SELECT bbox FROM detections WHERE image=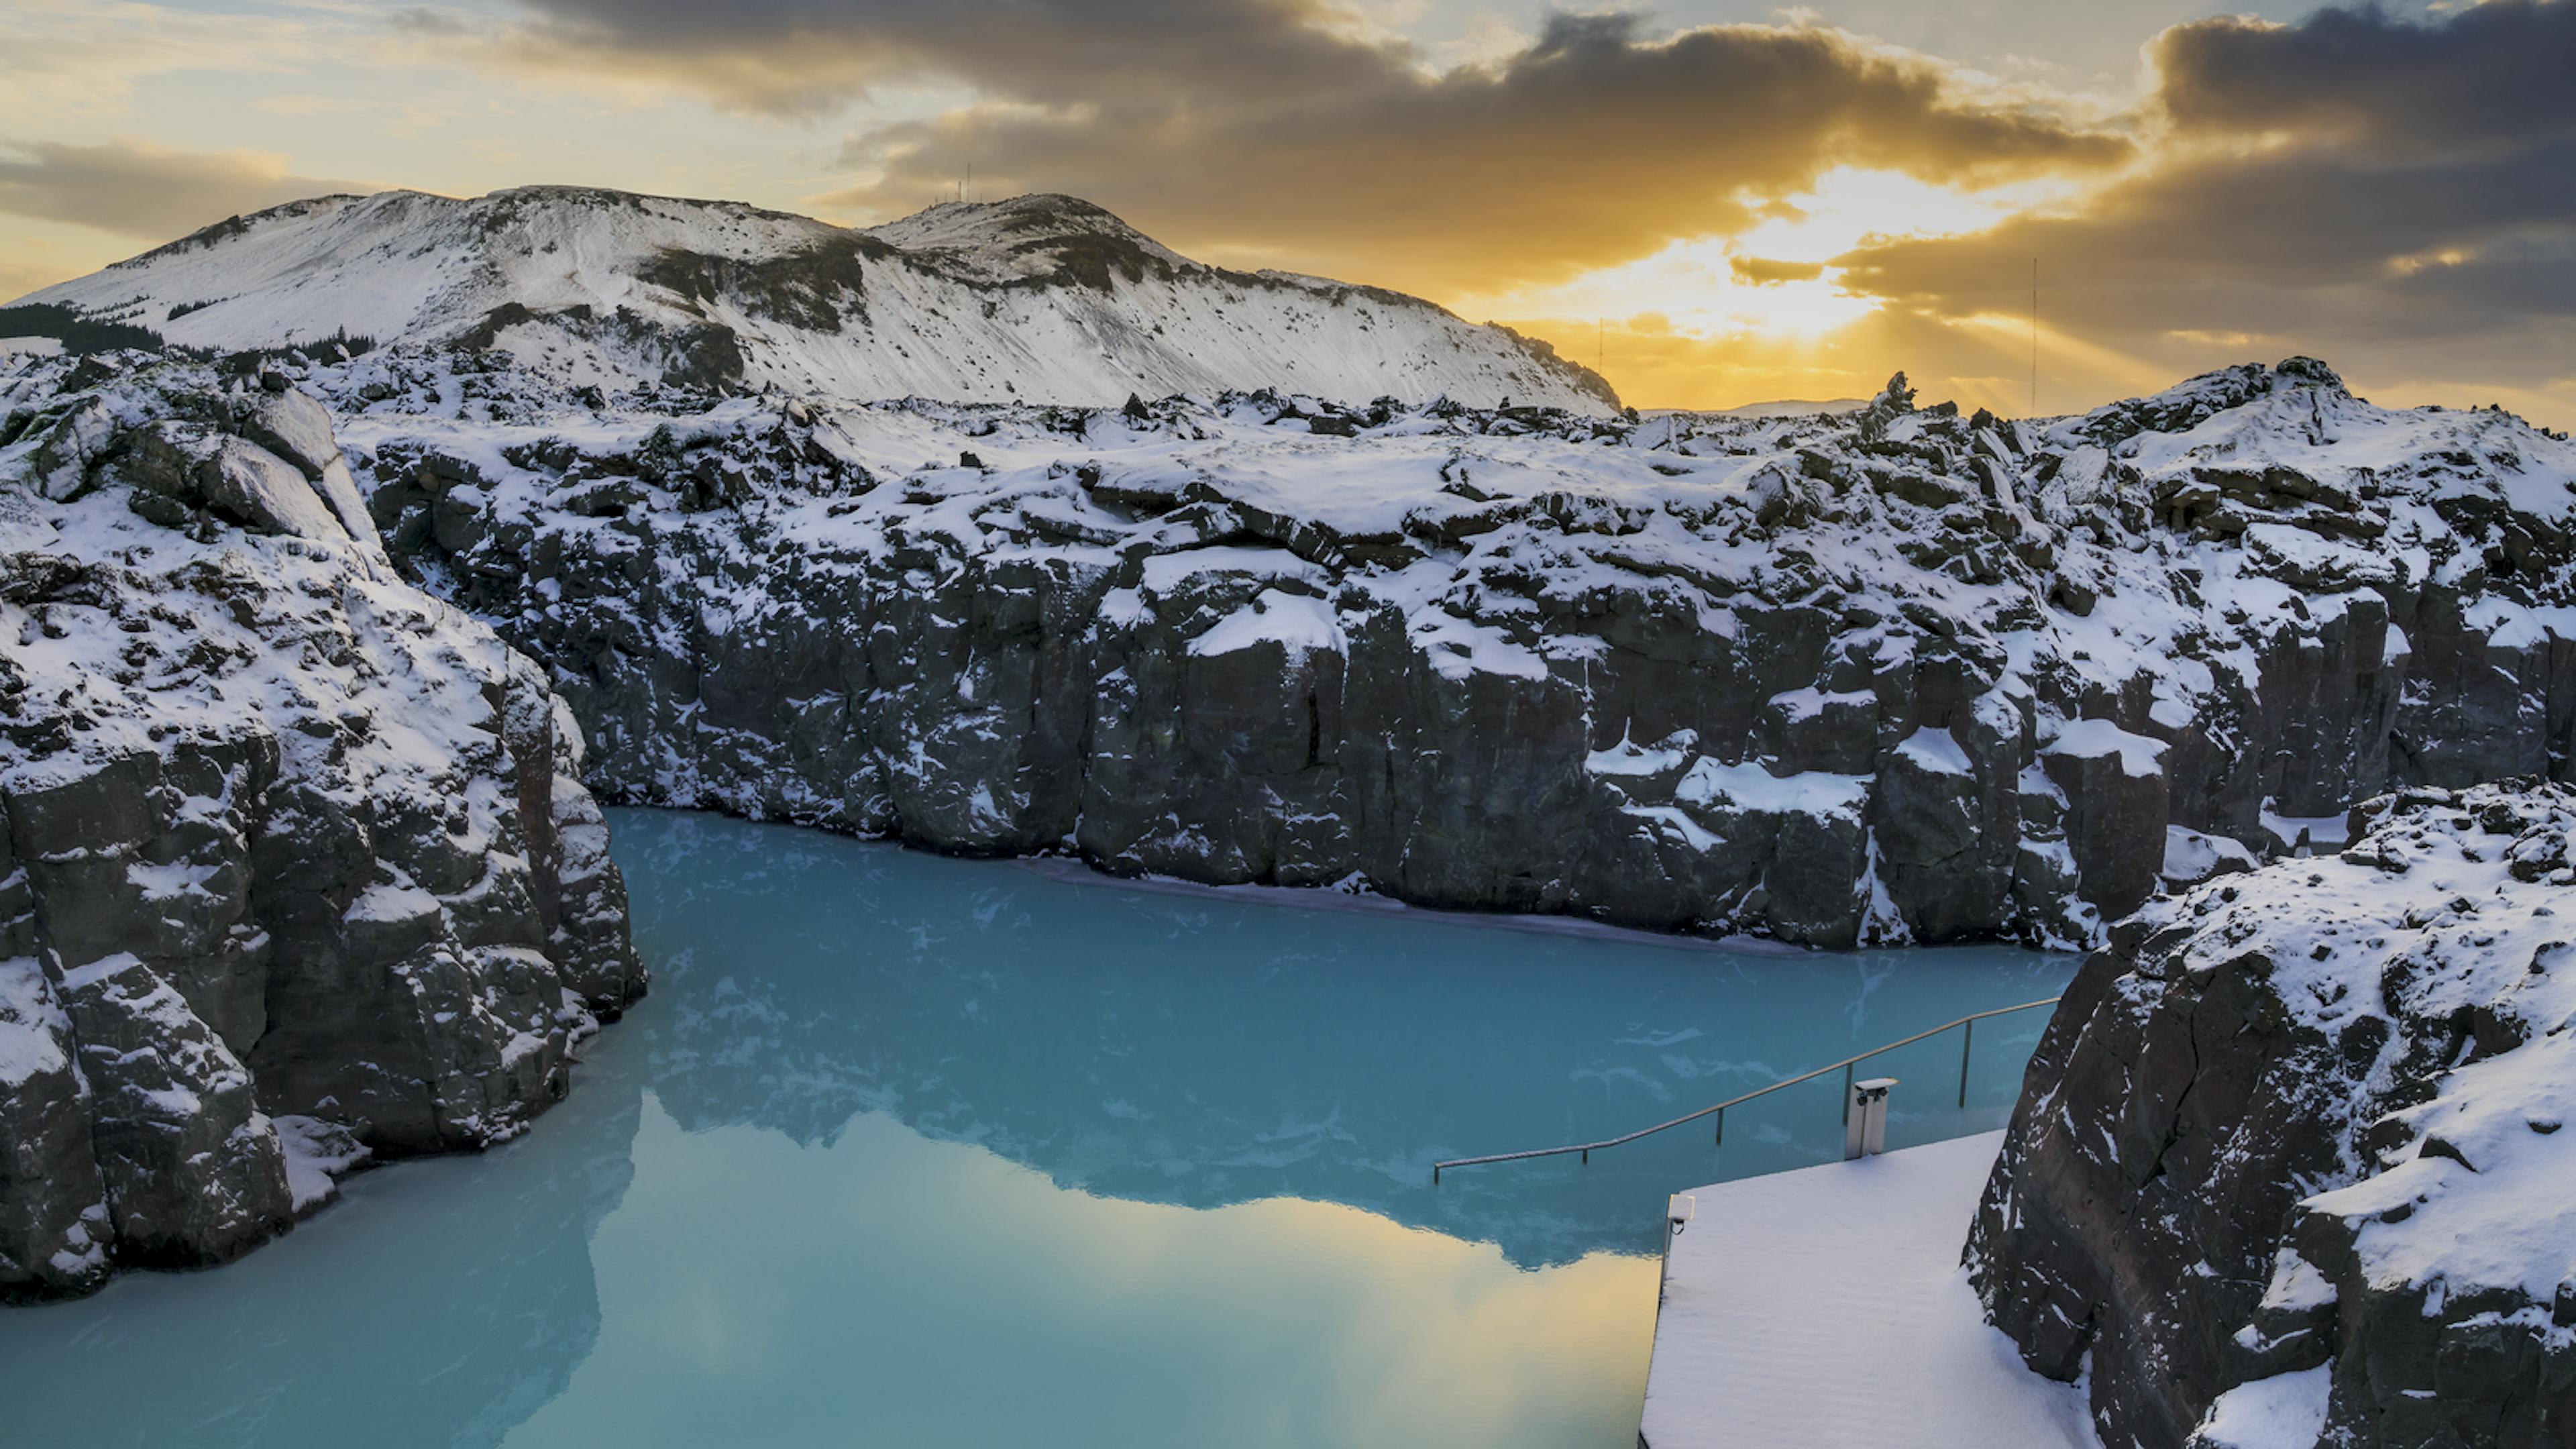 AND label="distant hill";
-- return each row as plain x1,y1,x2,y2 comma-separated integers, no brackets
1709,397,1869,419
3,187,1618,412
